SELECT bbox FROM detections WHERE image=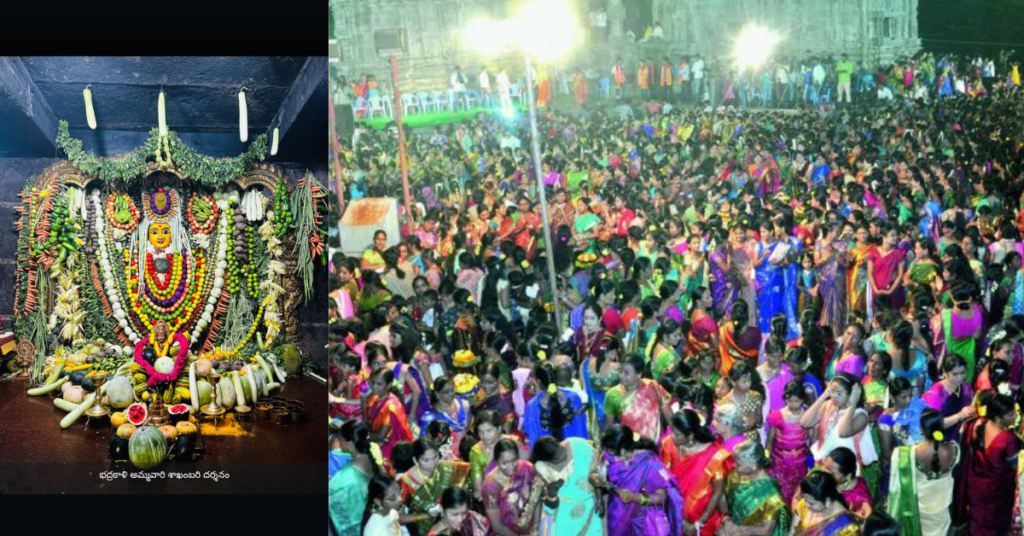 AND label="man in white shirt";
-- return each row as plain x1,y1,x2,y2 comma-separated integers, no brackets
496,68,513,115
652,22,664,40
691,55,705,104
876,84,894,102
811,60,826,104
478,67,492,107
775,62,790,107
